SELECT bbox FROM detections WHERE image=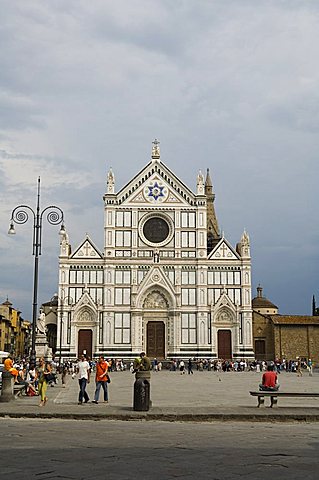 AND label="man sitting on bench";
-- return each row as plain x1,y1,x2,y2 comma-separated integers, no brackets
259,363,279,391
